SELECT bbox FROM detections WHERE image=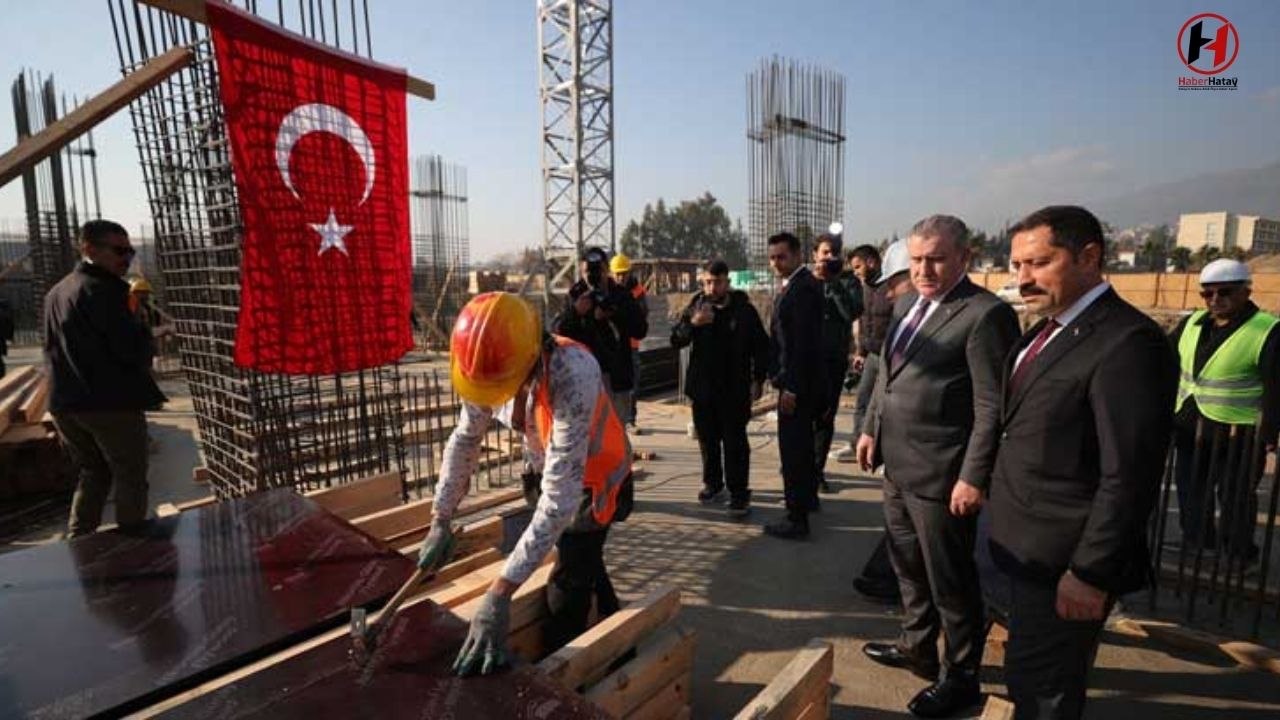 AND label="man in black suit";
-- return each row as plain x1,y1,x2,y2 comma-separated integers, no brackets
856,215,1020,718
765,231,826,539
989,205,1177,719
